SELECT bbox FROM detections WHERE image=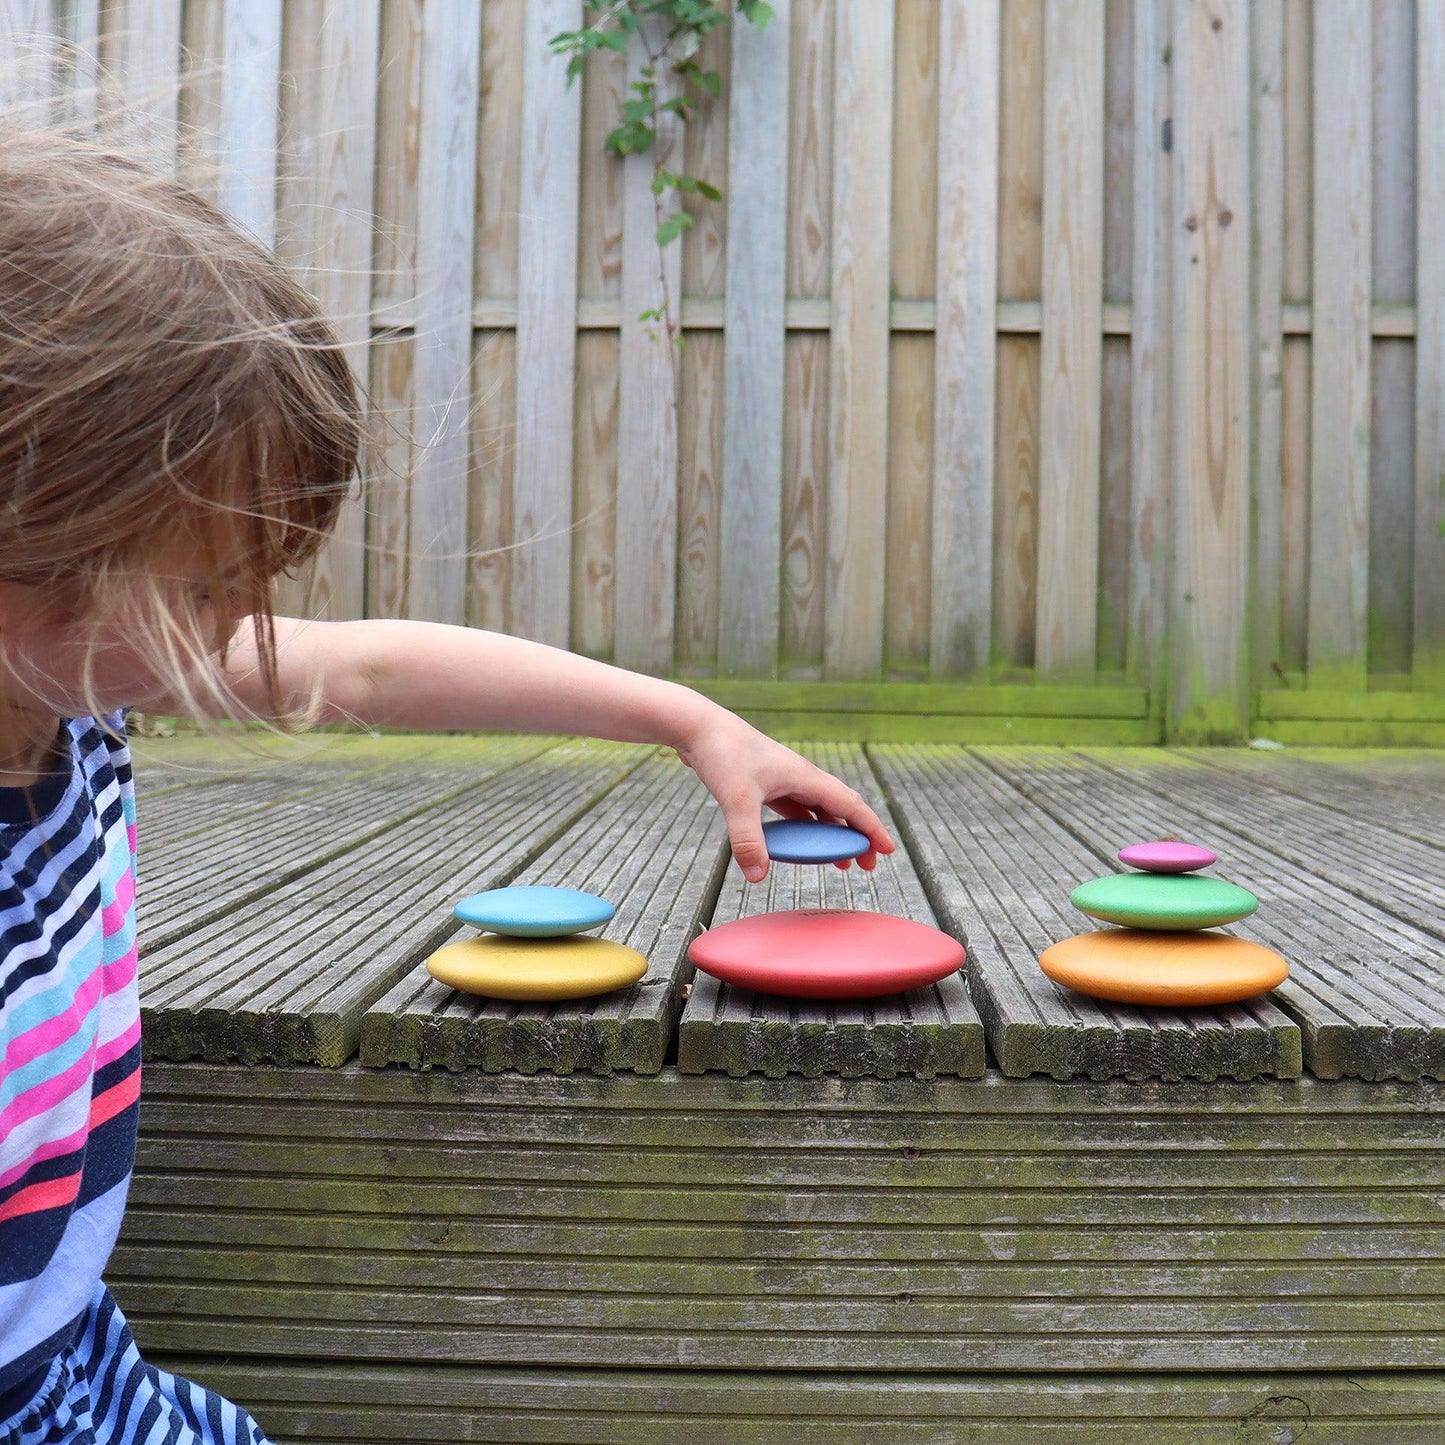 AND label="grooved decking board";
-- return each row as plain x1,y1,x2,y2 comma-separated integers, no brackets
138,740,647,1066
140,1361,1445,1444
980,748,1445,1081
1186,748,1445,851
1077,749,1445,938
676,744,984,1080
868,746,1299,1082
114,1064,1445,1374
137,739,558,950
359,753,729,1075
